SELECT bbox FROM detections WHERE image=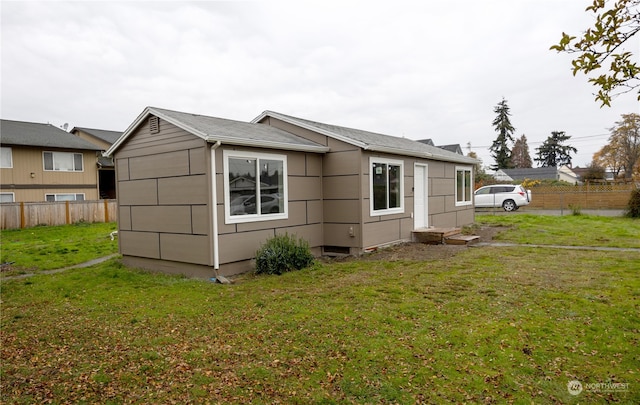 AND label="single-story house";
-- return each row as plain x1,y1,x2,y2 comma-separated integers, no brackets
106,107,479,278
487,169,513,182
1,119,103,203
571,166,618,182
503,166,580,184
71,126,123,199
